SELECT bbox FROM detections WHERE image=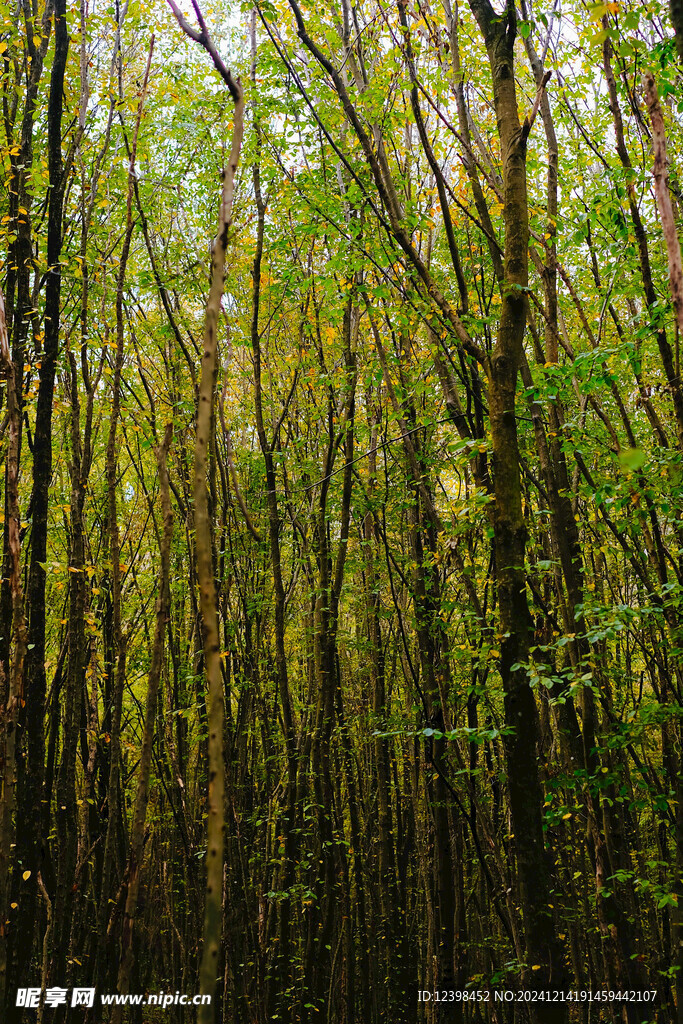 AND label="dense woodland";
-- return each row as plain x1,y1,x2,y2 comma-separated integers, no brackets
0,0,682,1020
